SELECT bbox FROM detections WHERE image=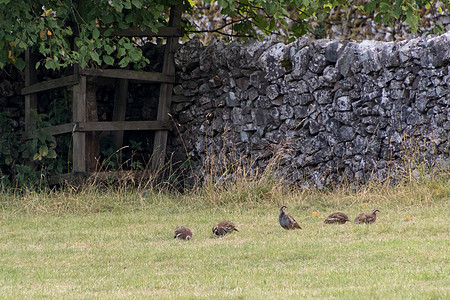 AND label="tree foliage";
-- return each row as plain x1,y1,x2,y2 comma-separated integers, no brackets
0,0,179,70
0,0,448,71
197,0,449,40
